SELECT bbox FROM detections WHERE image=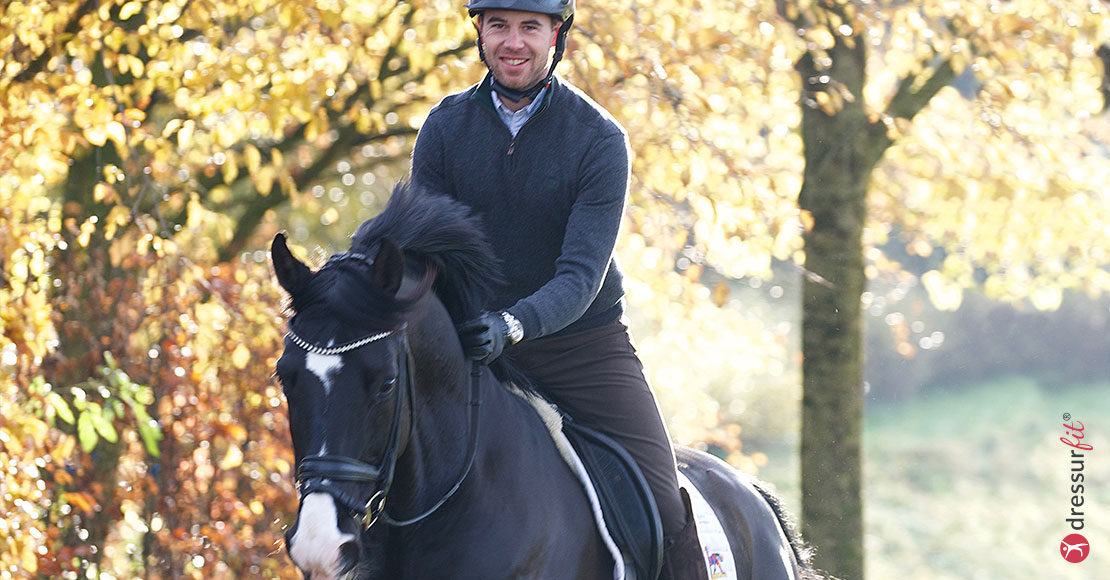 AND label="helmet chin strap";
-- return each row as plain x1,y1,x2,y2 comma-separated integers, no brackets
479,14,573,104
490,73,549,104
